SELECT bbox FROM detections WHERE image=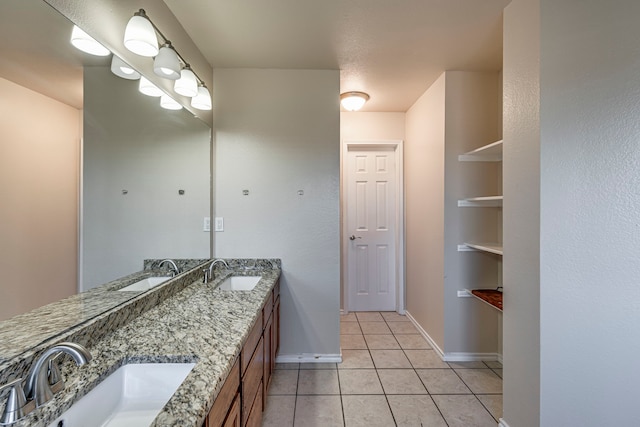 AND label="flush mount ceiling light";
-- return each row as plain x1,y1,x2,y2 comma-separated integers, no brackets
153,42,181,80
191,85,212,111
340,91,370,111
160,94,183,110
139,76,163,97
124,9,158,57
174,65,198,97
111,55,141,80
70,25,110,56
